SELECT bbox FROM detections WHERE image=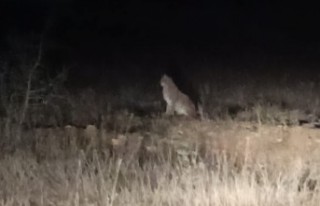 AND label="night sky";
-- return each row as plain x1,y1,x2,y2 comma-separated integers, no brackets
1,0,320,84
